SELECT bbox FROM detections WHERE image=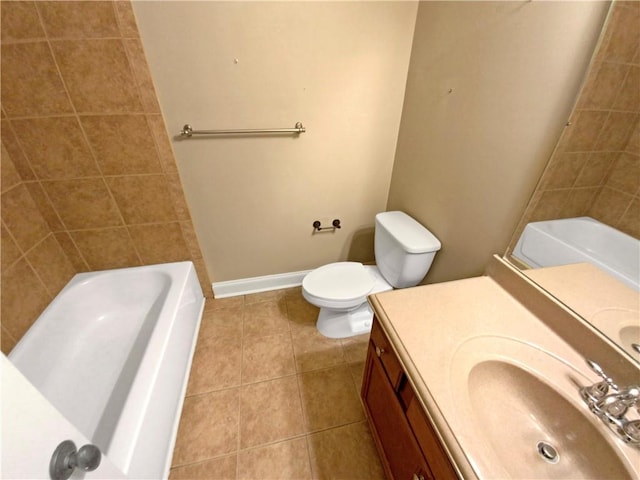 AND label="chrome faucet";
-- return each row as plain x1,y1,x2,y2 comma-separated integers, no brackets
580,359,640,447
